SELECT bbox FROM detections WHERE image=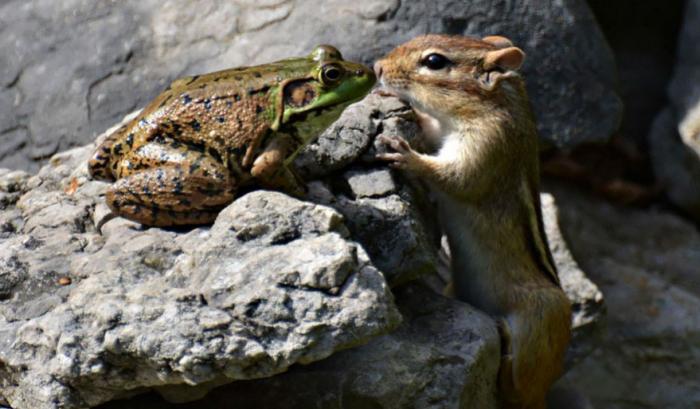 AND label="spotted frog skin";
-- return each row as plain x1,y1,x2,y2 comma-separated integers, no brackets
89,45,375,227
